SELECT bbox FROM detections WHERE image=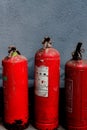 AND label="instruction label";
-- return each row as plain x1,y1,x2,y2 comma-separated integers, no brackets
35,66,48,97
66,79,73,113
